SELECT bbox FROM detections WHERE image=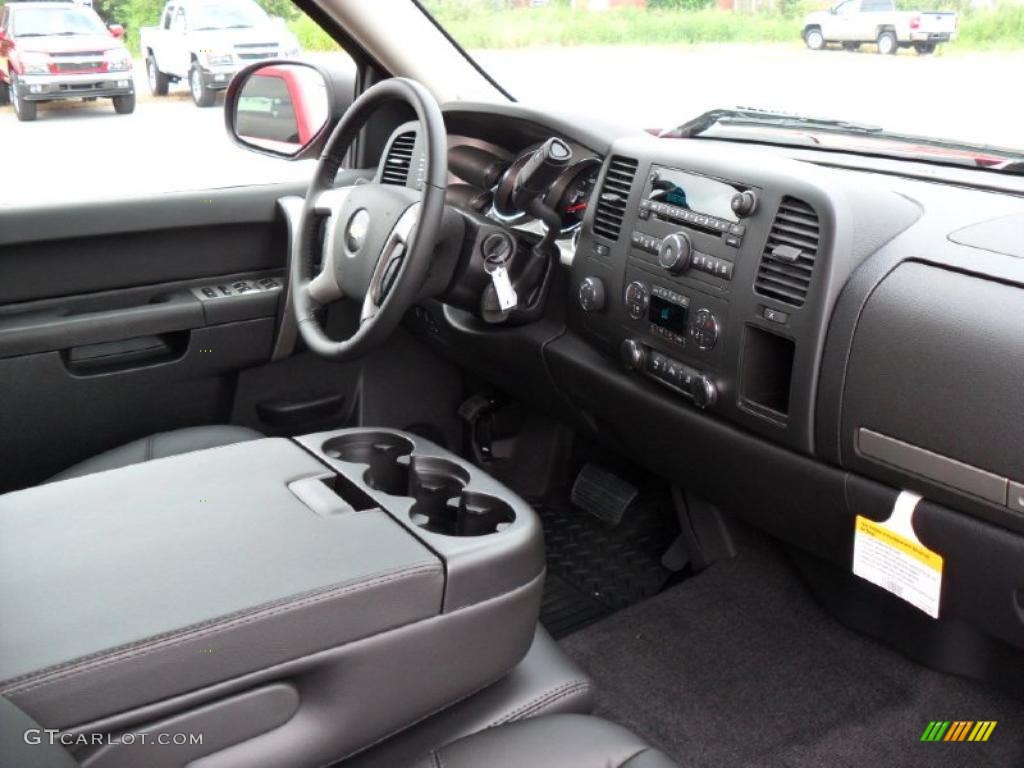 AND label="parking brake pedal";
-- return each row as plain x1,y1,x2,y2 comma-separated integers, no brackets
571,464,638,526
